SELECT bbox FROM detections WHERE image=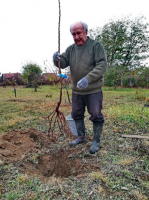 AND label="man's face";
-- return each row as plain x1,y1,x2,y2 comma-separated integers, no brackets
71,23,88,46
